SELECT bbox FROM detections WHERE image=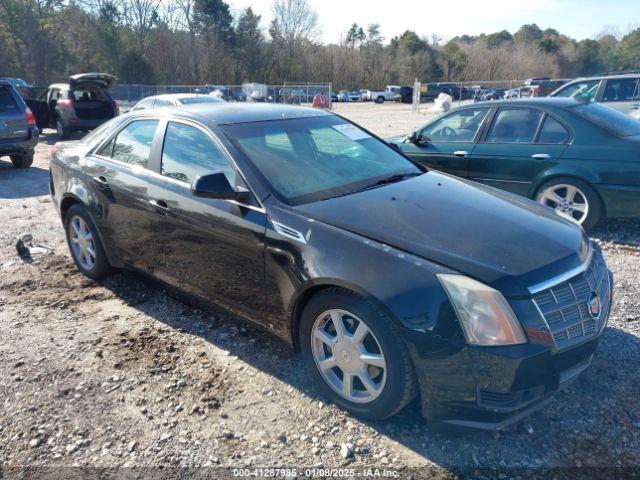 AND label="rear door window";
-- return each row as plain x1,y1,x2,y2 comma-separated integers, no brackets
98,119,159,167
536,116,570,144
485,108,543,143
161,122,235,184
0,87,19,111
602,78,640,102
